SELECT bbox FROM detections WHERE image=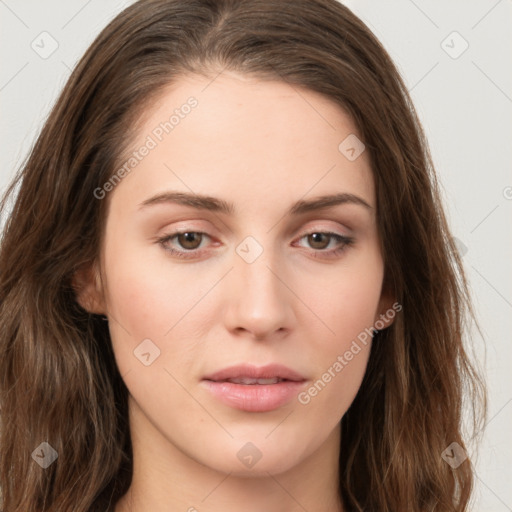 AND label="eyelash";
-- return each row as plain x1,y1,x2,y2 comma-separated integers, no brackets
157,230,354,260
